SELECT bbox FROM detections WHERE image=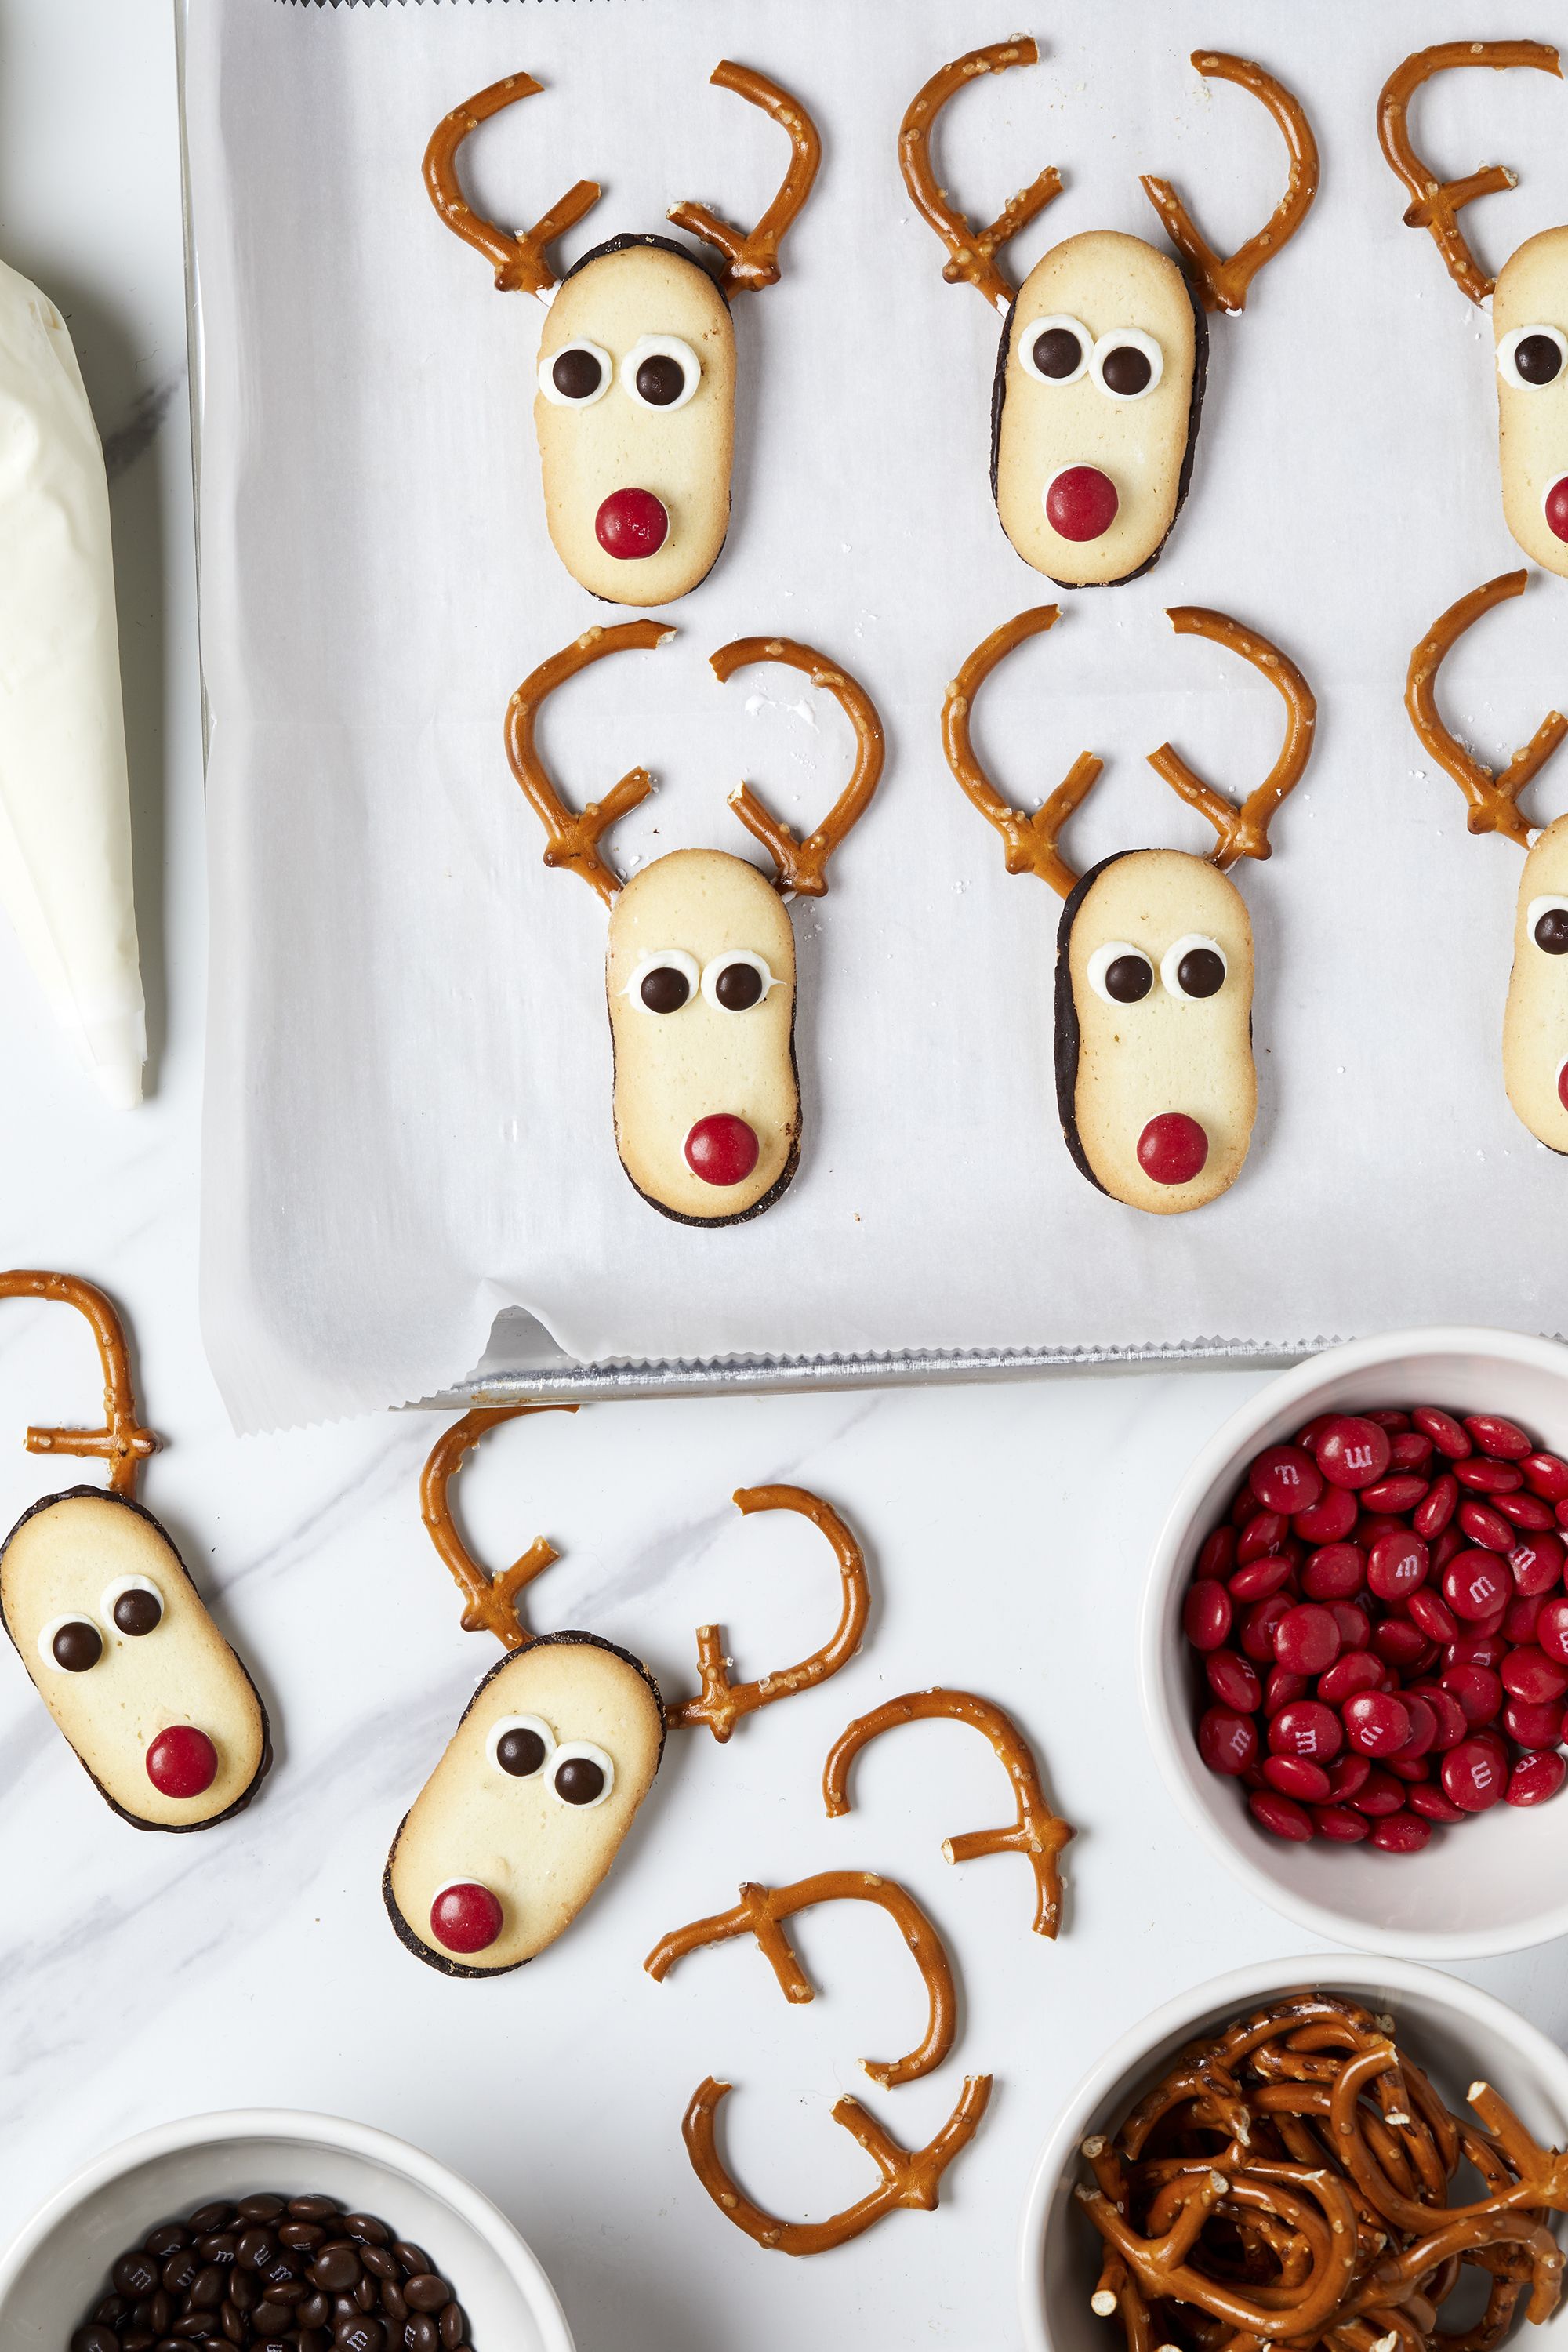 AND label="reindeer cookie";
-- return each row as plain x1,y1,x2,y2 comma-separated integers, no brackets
424,63,818,604
386,1408,871,1975
506,622,884,1224
0,1272,269,1831
942,605,1316,1212
1406,570,1568,1149
900,42,1317,587
1379,43,1568,574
